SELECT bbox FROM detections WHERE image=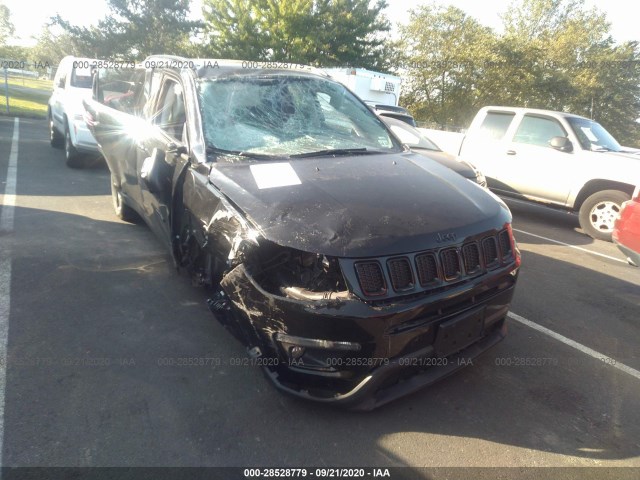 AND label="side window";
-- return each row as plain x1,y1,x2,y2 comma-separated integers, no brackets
95,68,145,116
513,115,567,147
57,72,67,89
478,112,515,140
154,79,186,141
